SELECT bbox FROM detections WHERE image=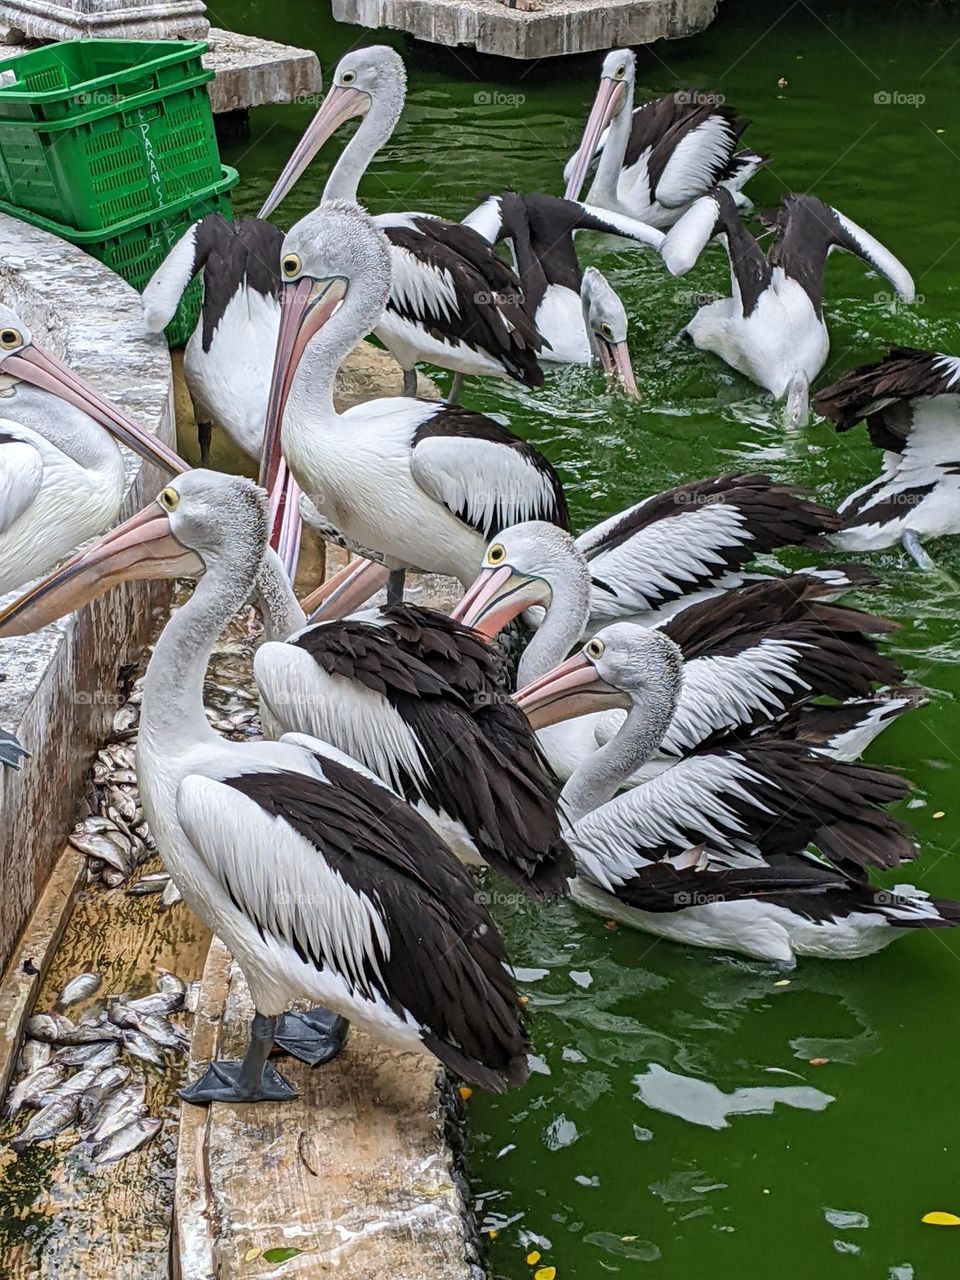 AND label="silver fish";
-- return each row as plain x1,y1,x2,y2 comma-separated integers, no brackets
136,1013,184,1050
93,1114,162,1166
126,873,170,897
59,1020,122,1045
71,1042,120,1070
120,1029,164,1066
155,969,187,998
112,705,139,736
102,869,127,888
77,1065,132,1130
123,991,183,1017
25,1012,75,1042
69,830,130,873
18,1039,52,1074
160,879,183,909
4,1064,66,1118
86,1082,147,1145
39,1066,101,1106
53,1041,109,1067
110,768,138,786
57,972,102,1009
183,982,201,1015
12,1094,79,1149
